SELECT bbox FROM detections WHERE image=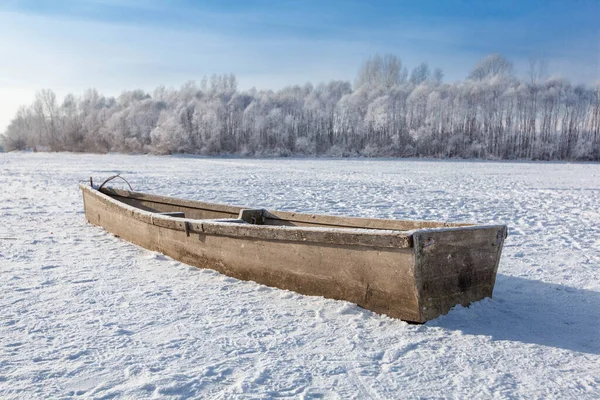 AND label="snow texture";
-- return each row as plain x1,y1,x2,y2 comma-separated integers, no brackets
1,153,599,399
